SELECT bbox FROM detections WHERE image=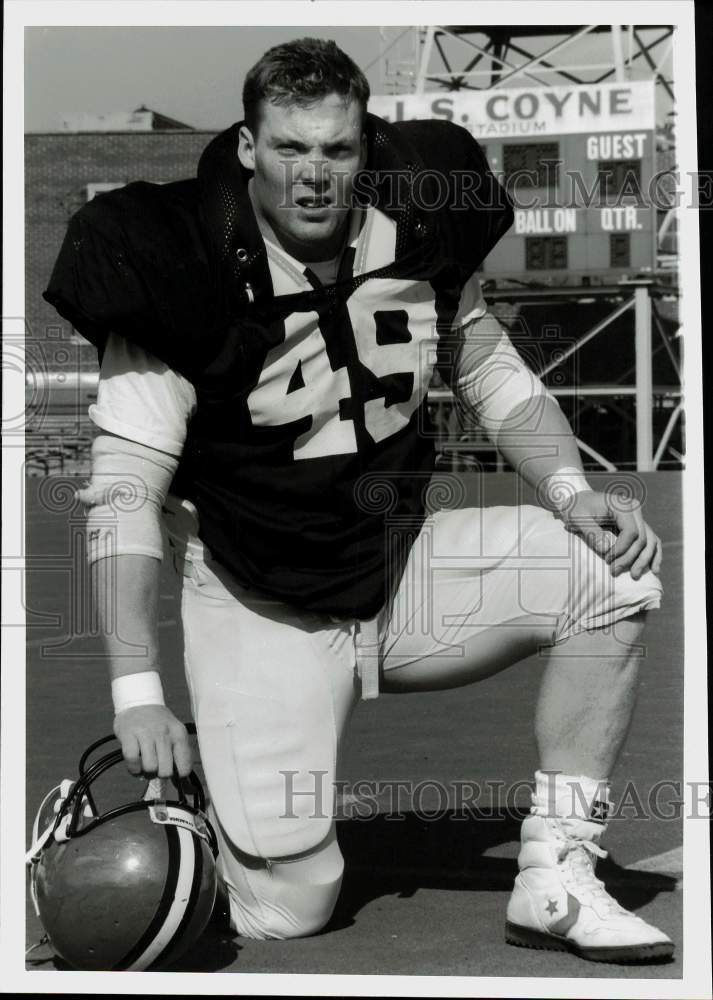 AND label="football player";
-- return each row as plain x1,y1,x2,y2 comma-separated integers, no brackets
44,38,673,963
